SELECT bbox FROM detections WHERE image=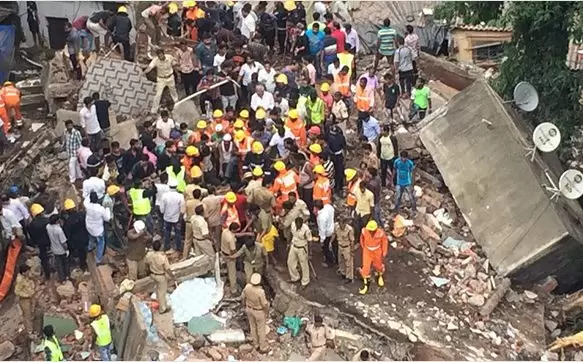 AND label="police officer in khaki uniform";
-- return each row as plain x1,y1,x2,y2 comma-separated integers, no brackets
279,193,310,245
14,264,35,334
229,237,267,282
221,222,240,294
287,217,312,287
306,314,336,361
145,240,175,313
190,205,216,264
332,217,355,282
241,273,269,353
